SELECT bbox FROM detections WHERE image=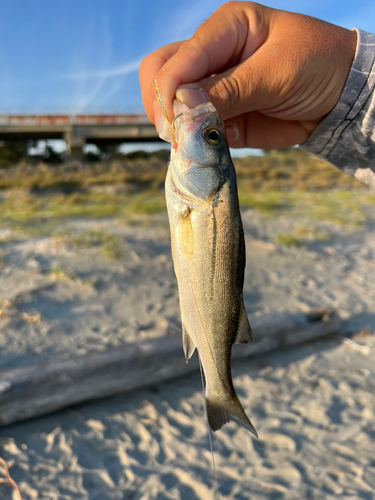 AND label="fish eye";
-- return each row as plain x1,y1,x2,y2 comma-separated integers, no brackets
203,128,223,148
